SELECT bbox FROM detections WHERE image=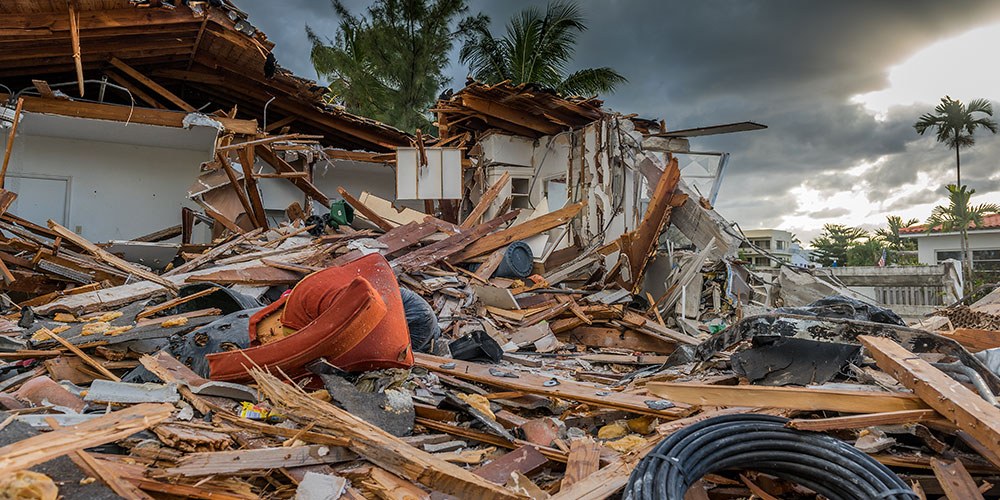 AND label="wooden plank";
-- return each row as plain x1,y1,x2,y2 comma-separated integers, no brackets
68,0,85,97
137,286,221,319
45,417,155,500
36,327,120,382
930,458,985,500
561,438,600,490
617,157,681,290
0,93,256,134
474,445,548,485
250,368,521,499
216,151,257,228
391,211,519,272
104,70,167,109
415,417,567,463
164,228,263,276
47,220,179,292
108,57,195,112
0,403,172,475
449,201,587,261
646,382,930,413
238,145,268,229
254,145,330,205
558,326,676,354
942,328,1000,353
0,97,24,188
166,445,356,476
474,248,506,281
338,186,393,231
859,335,1000,469
787,409,943,432
462,171,510,229
414,353,691,419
